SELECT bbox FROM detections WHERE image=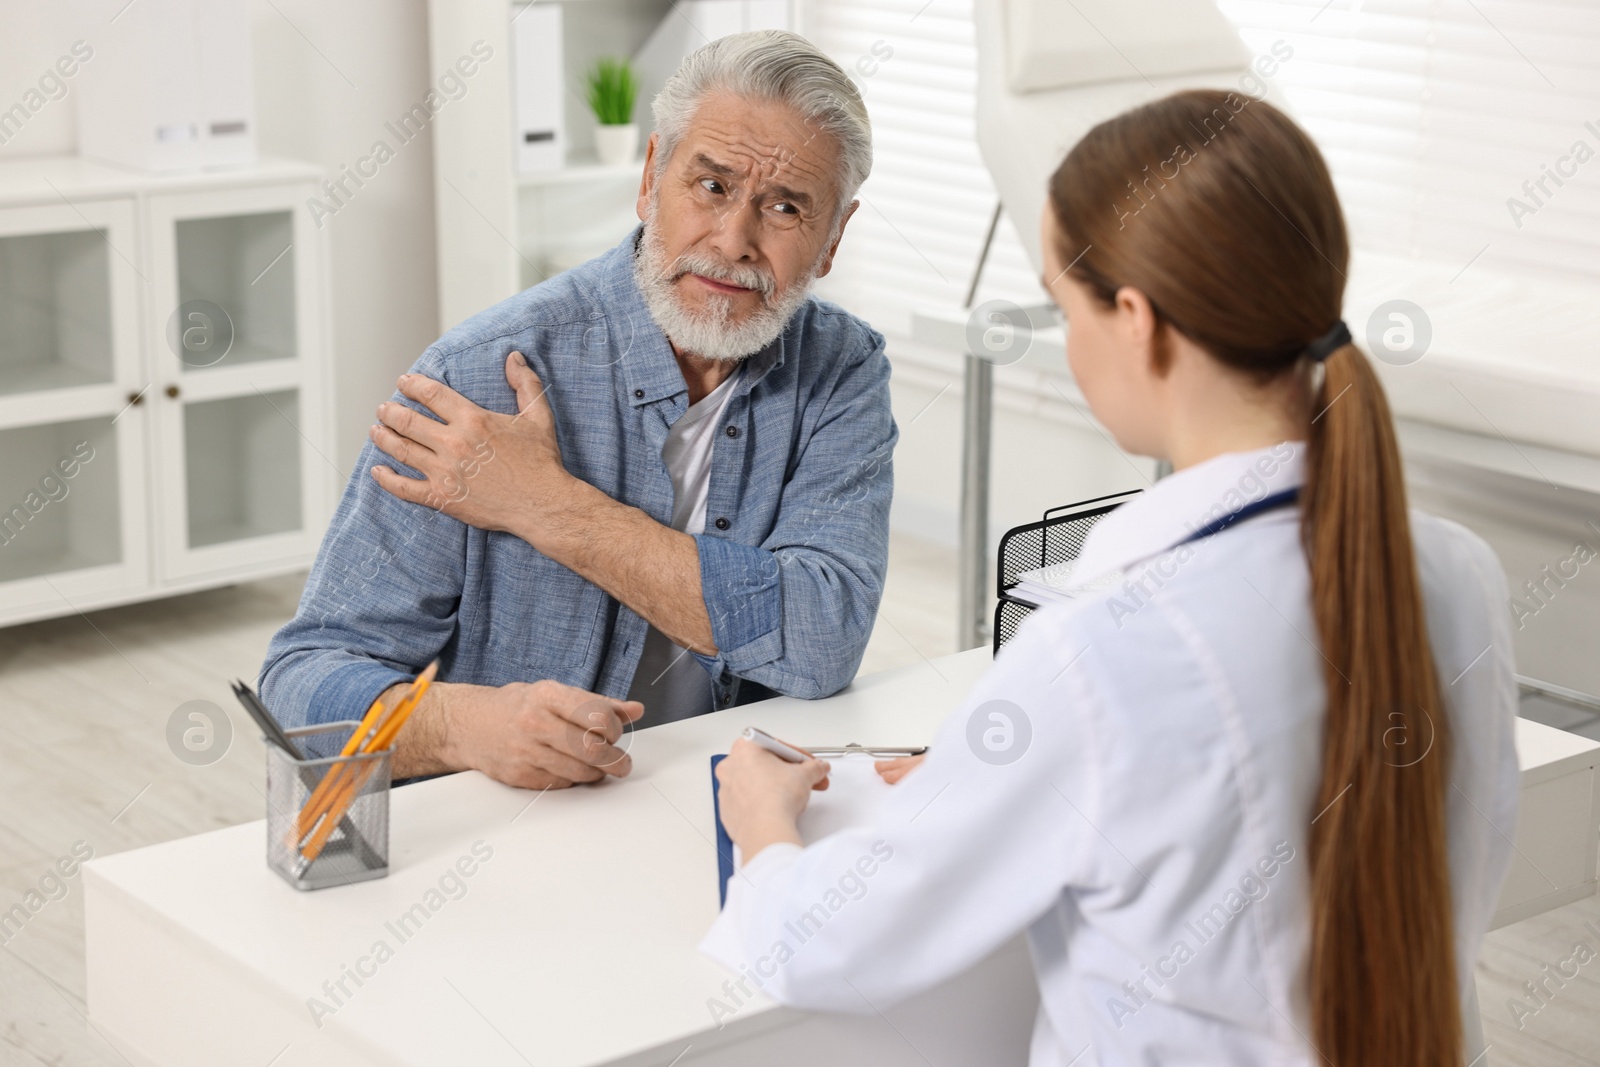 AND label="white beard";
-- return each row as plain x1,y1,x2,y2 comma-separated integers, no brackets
634,198,822,363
